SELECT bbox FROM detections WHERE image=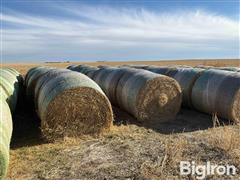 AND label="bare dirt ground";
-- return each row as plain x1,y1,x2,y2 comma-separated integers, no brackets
3,59,240,179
